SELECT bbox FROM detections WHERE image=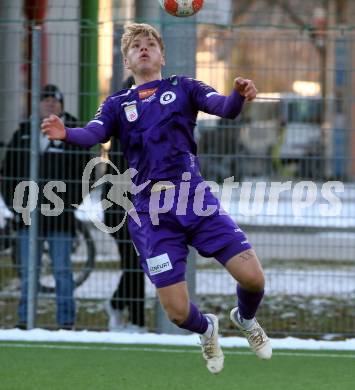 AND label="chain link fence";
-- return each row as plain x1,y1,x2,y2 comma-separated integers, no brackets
0,0,355,337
